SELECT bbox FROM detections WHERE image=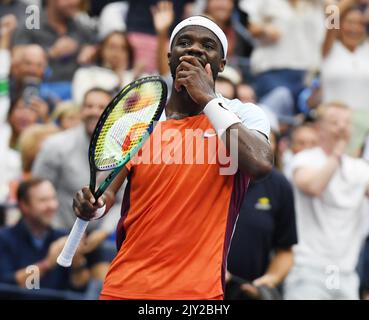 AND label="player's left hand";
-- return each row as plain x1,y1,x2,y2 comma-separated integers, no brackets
174,55,217,108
